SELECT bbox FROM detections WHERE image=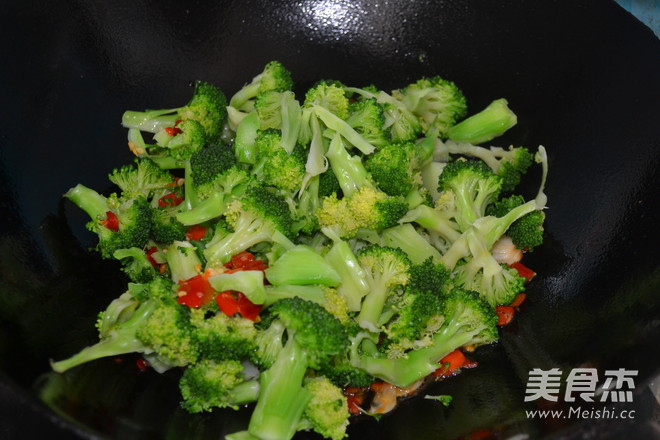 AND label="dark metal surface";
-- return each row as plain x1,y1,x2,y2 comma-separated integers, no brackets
1,0,659,439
